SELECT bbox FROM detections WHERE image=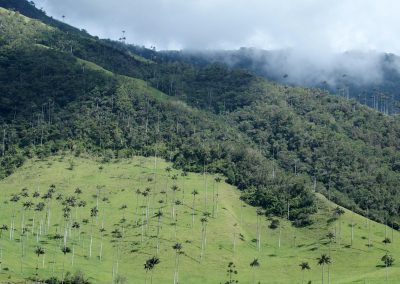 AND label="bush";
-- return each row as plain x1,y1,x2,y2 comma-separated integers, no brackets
269,219,280,229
